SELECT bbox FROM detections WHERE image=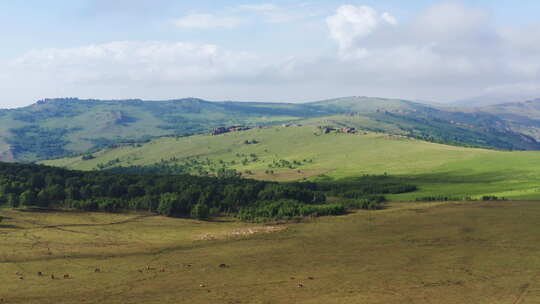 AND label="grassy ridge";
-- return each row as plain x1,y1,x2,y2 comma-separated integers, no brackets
44,125,540,200
0,98,338,162
4,96,540,162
